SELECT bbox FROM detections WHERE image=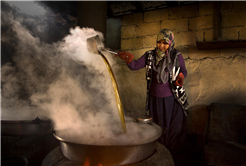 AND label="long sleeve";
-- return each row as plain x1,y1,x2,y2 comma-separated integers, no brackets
127,54,146,70
178,54,187,78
